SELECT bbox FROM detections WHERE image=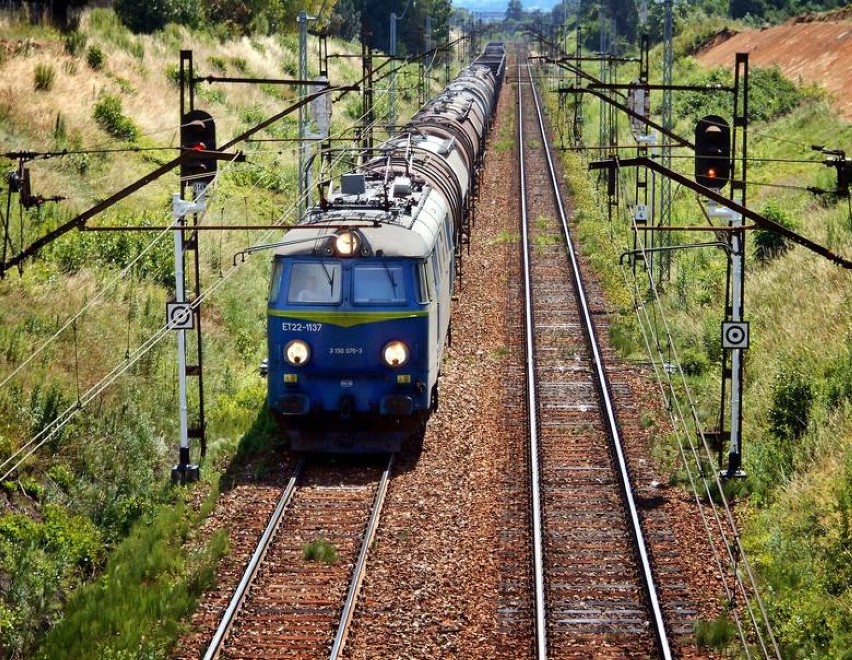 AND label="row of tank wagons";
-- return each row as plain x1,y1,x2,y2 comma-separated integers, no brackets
263,45,506,453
